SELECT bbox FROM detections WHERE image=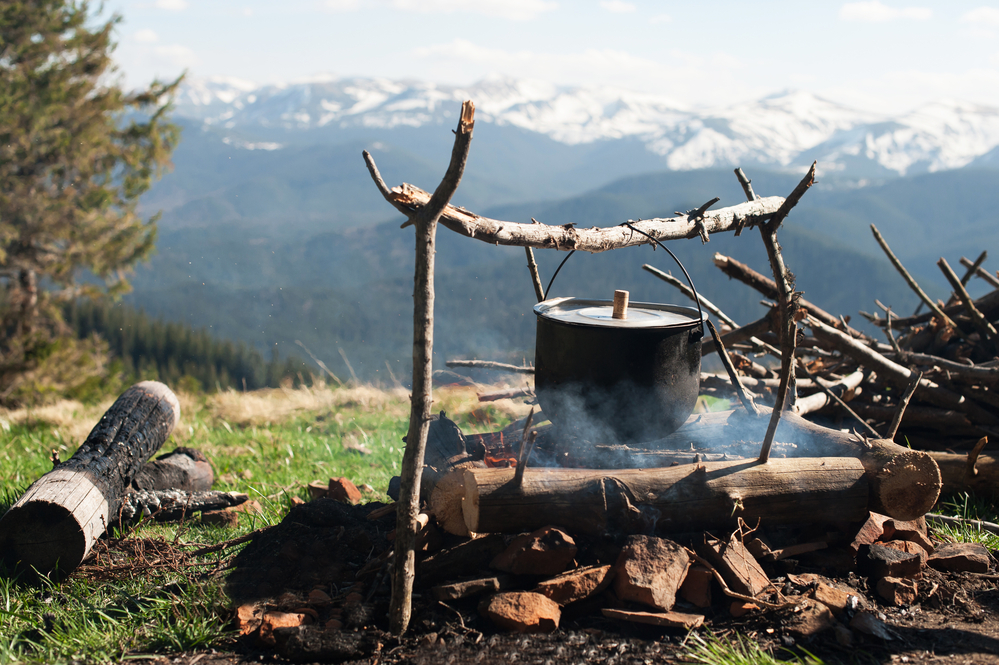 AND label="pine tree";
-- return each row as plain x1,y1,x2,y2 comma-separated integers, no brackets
0,1,180,397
